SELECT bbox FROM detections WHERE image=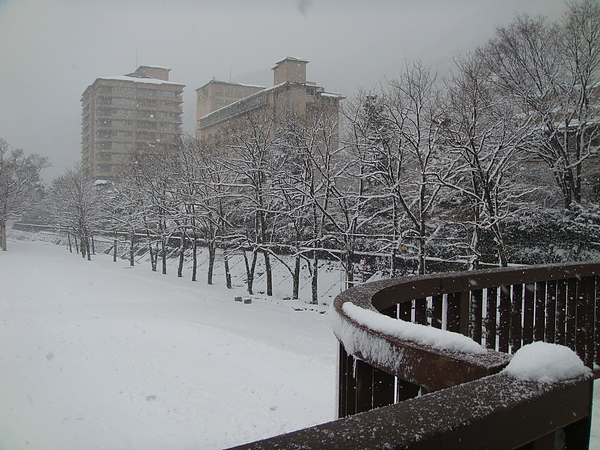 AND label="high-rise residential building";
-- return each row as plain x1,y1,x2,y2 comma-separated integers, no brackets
196,57,343,145
81,65,184,179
